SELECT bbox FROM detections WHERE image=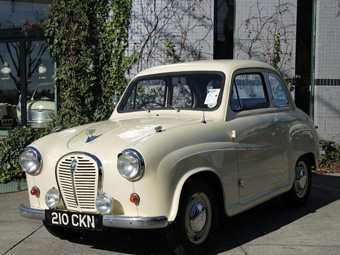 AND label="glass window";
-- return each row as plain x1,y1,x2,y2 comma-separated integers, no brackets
119,73,224,112
231,73,269,111
0,40,55,130
0,0,50,29
125,79,166,111
269,74,289,107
